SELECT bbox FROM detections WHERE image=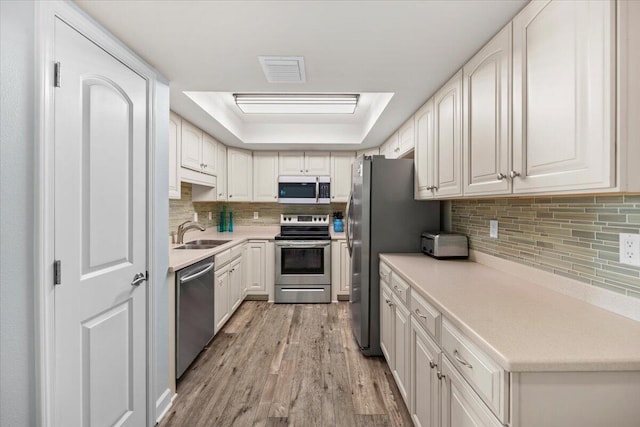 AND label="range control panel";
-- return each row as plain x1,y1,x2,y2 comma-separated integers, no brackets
280,214,330,225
